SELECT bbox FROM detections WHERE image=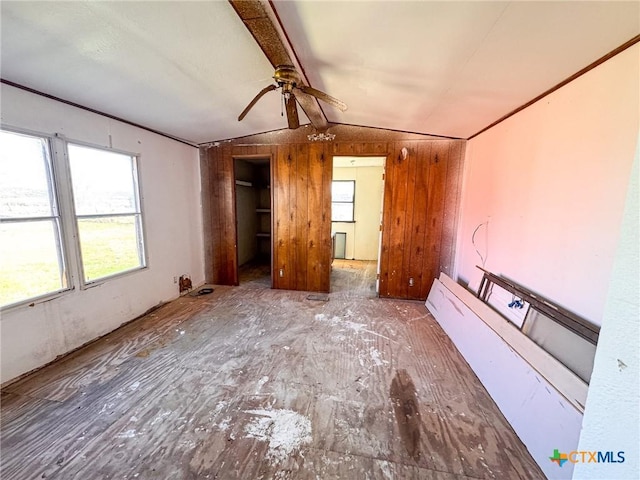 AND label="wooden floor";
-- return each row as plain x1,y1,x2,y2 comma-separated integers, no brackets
1,262,544,479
